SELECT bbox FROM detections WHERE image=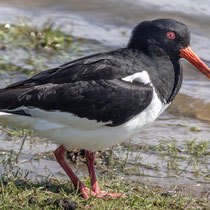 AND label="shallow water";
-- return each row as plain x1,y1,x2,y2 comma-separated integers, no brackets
0,0,209,193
